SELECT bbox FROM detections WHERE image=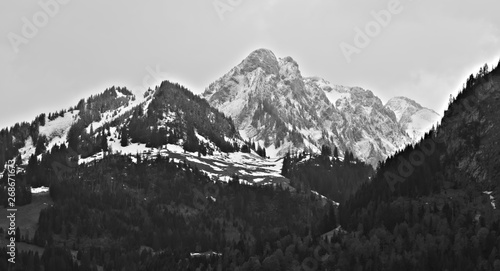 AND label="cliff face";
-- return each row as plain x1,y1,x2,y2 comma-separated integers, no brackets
204,49,437,166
